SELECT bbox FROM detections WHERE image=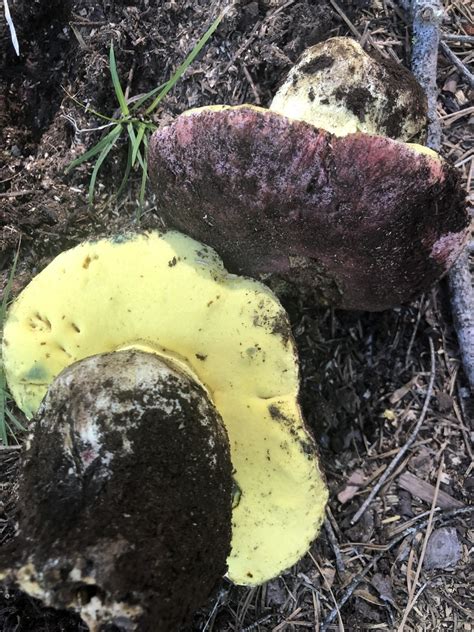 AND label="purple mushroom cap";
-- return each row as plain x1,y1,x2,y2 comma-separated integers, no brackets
149,106,468,311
